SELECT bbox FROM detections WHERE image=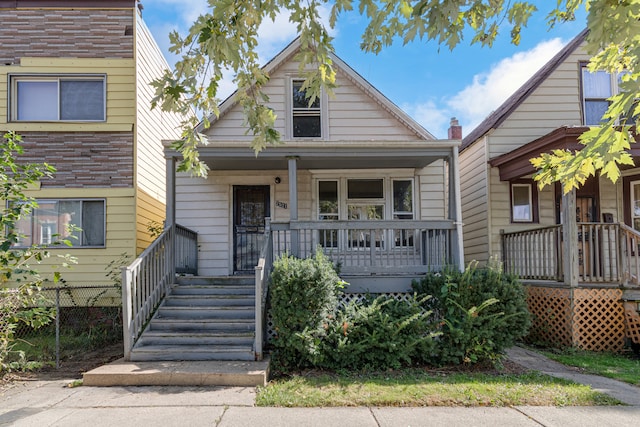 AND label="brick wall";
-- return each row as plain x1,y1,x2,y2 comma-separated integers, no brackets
18,132,134,188
0,9,134,63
